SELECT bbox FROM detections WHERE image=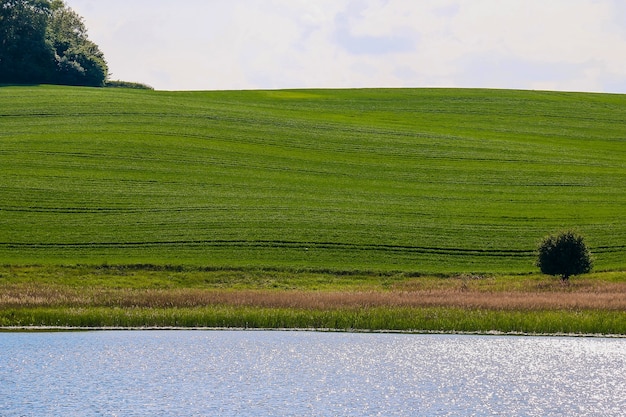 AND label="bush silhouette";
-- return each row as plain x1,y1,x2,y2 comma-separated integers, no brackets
536,230,593,281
